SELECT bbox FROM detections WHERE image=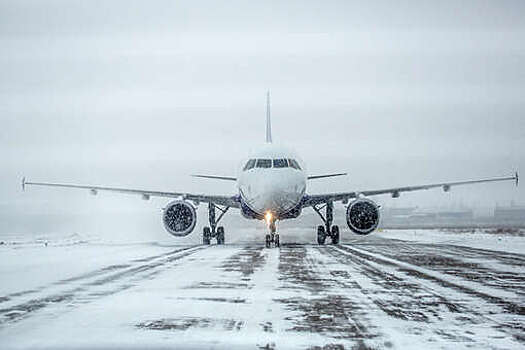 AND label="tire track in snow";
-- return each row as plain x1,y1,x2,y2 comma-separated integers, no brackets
330,244,524,344
339,244,525,315
356,236,525,266
0,245,201,306
0,245,206,326
136,245,269,336
352,240,525,299
275,244,381,349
